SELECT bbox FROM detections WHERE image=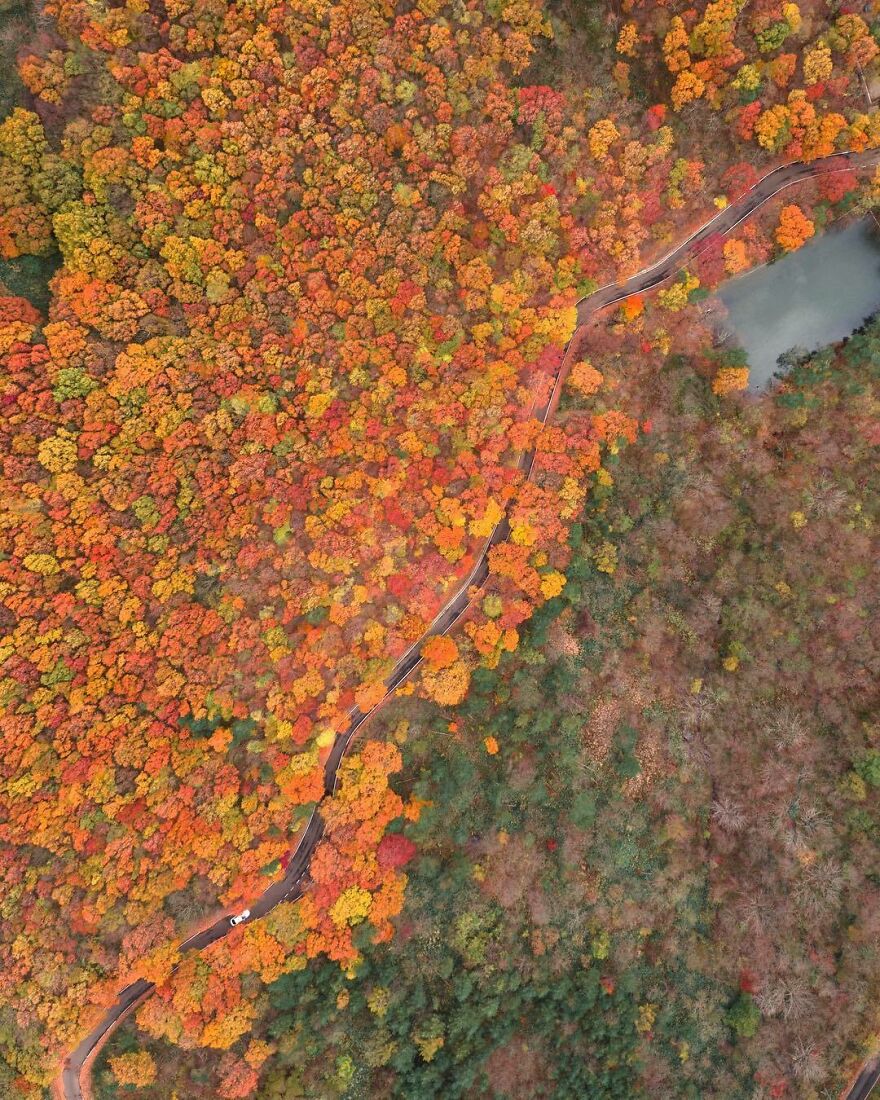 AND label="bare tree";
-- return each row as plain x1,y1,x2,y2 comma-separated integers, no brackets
791,1037,825,1084
795,860,844,919
756,976,810,1021
737,891,774,935
712,796,747,832
781,802,830,856
766,703,810,752
679,689,717,735
804,474,849,519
